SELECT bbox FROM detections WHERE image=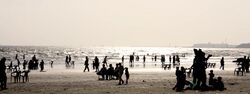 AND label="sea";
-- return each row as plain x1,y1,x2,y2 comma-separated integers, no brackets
1,46,250,72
